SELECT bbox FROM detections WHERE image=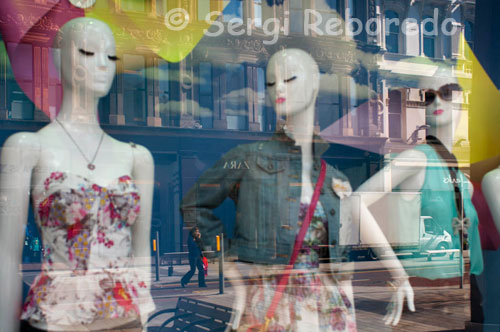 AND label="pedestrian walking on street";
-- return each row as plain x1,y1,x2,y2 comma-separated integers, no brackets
181,227,207,288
